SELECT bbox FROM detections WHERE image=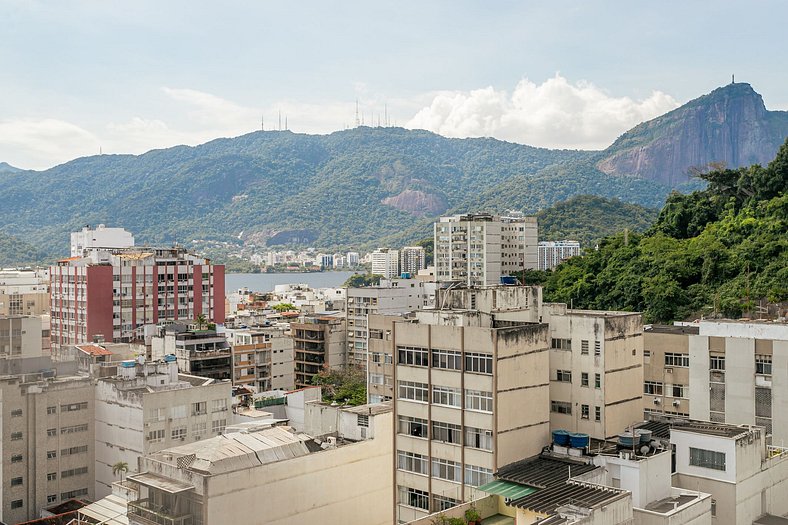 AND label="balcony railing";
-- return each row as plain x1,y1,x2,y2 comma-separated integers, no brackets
128,499,193,525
